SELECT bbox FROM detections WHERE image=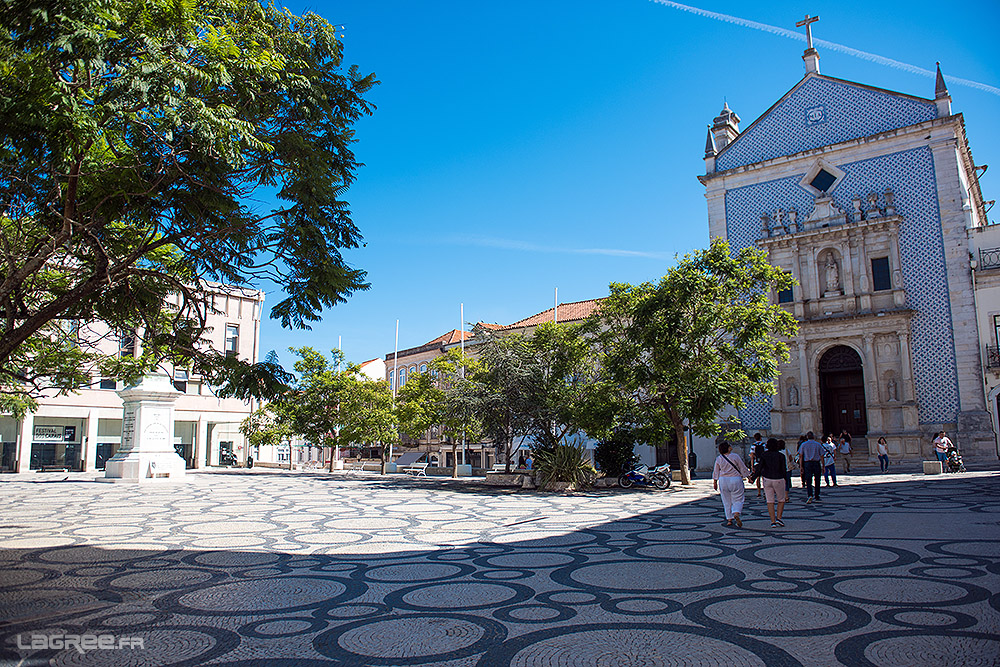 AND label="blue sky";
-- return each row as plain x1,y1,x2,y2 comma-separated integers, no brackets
261,0,1000,367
